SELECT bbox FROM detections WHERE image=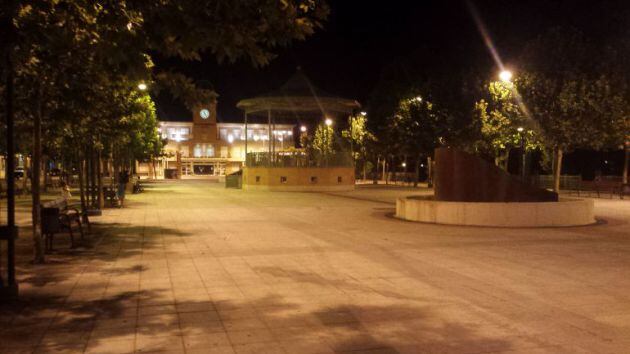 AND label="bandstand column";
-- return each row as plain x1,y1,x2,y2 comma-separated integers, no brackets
244,111,248,165
267,109,272,162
